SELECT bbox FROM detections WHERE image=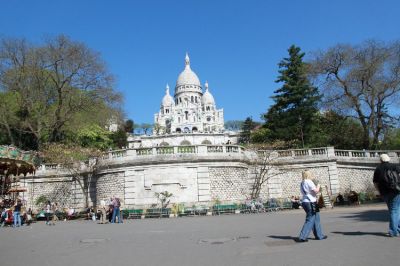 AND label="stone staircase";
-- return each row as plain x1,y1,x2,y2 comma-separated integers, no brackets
321,185,333,209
